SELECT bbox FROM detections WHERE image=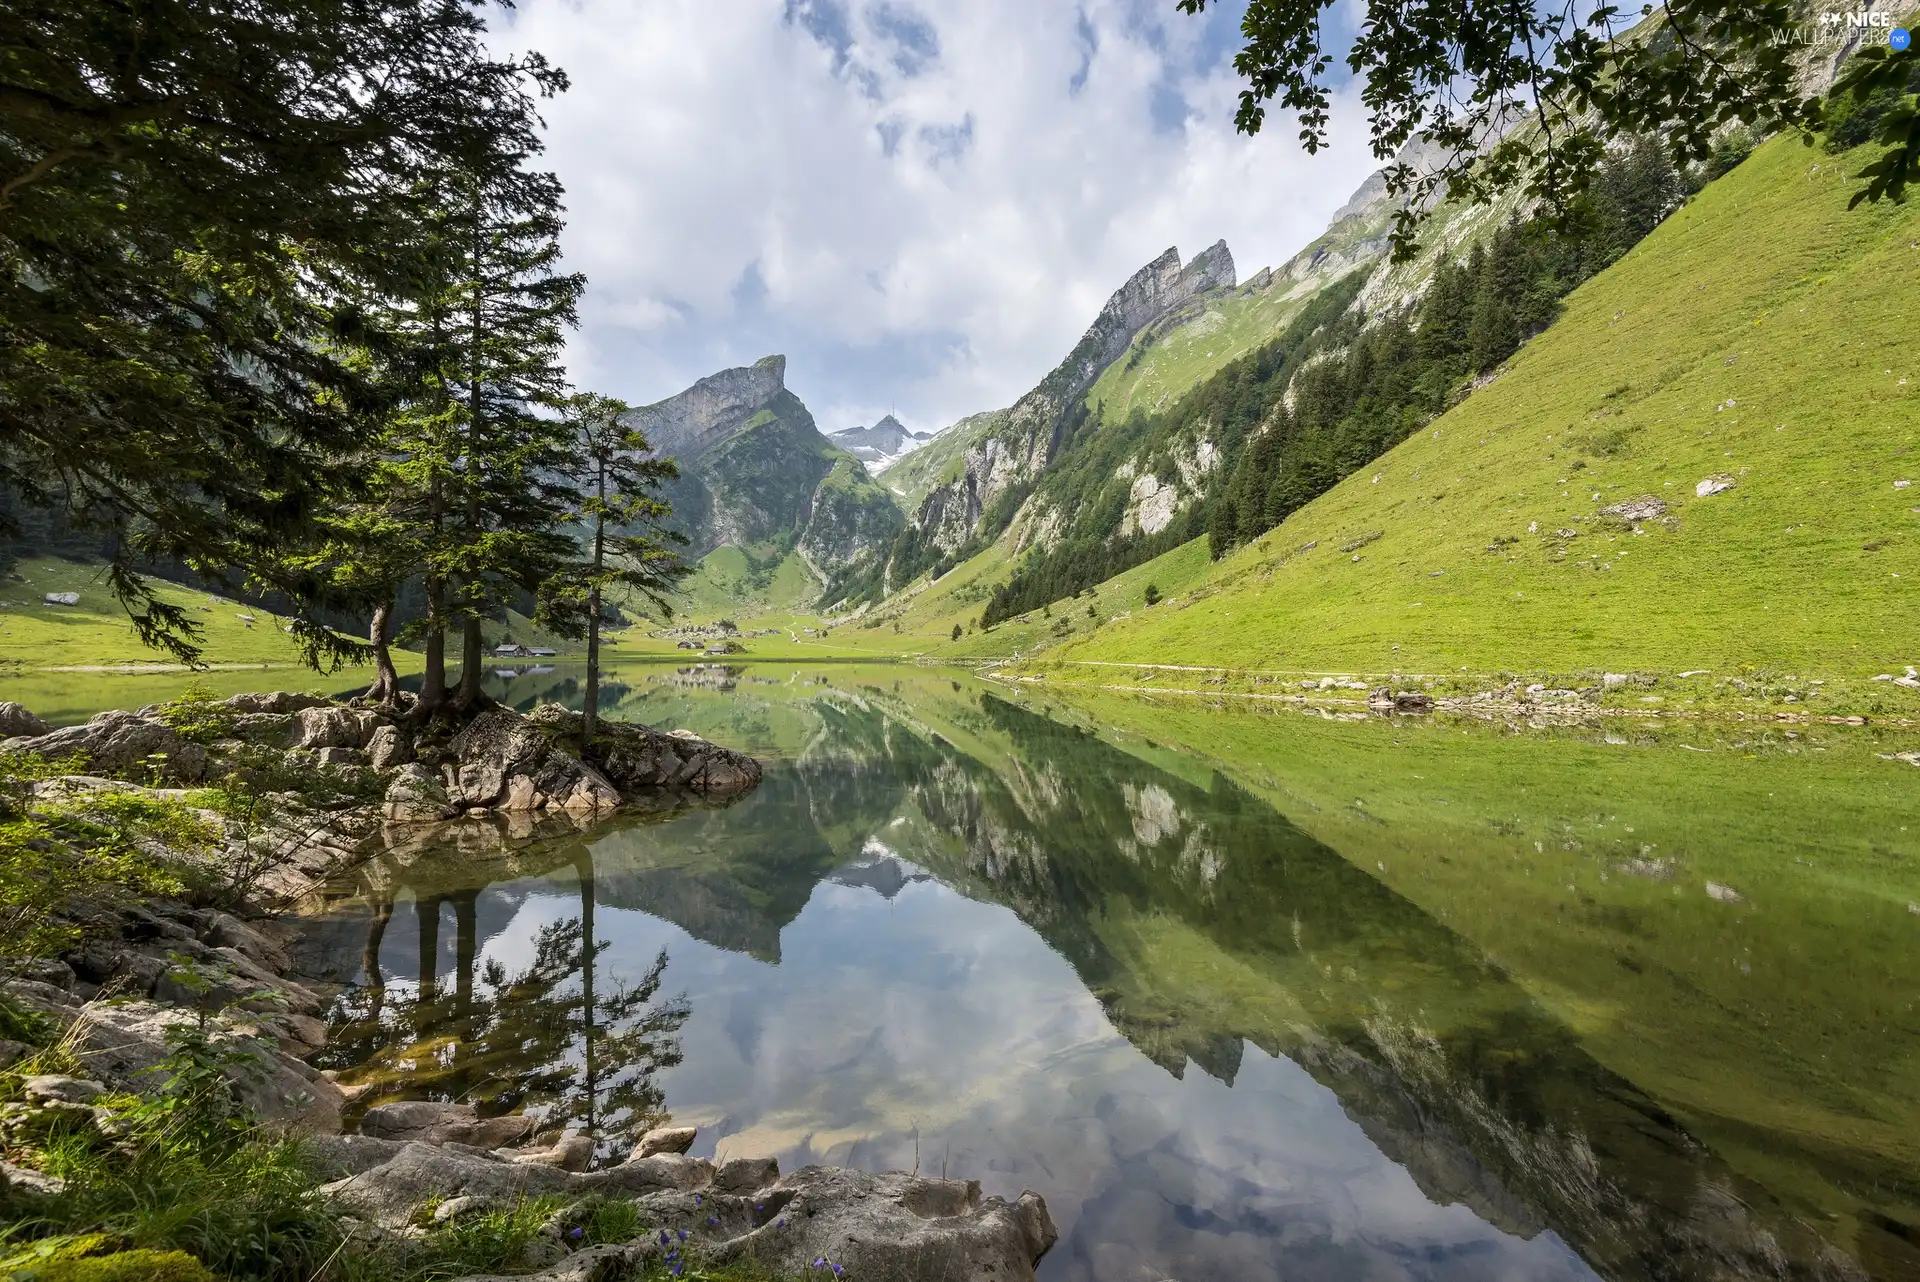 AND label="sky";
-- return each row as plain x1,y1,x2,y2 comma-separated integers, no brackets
491,0,1381,437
